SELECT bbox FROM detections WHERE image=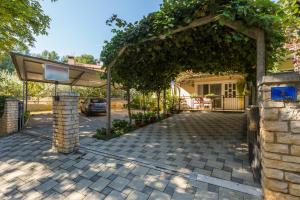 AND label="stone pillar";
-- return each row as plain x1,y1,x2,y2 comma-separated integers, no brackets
0,98,19,136
52,92,80,154
260,72,300,200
